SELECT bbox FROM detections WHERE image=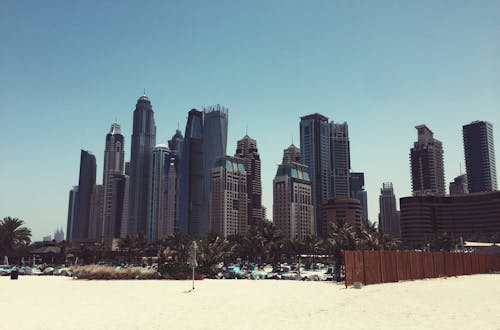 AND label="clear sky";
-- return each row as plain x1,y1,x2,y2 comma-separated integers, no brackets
1,1,499,240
